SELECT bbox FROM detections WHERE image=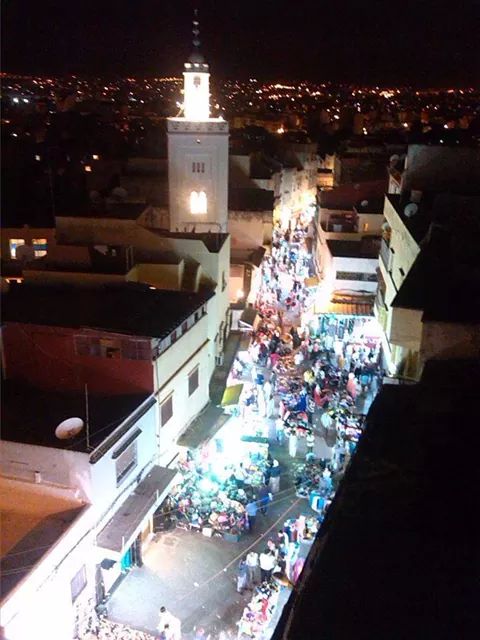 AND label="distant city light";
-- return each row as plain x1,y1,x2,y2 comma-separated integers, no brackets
35,155,41,161
84,165,92,172
12,97,19,104
92,154,99,160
